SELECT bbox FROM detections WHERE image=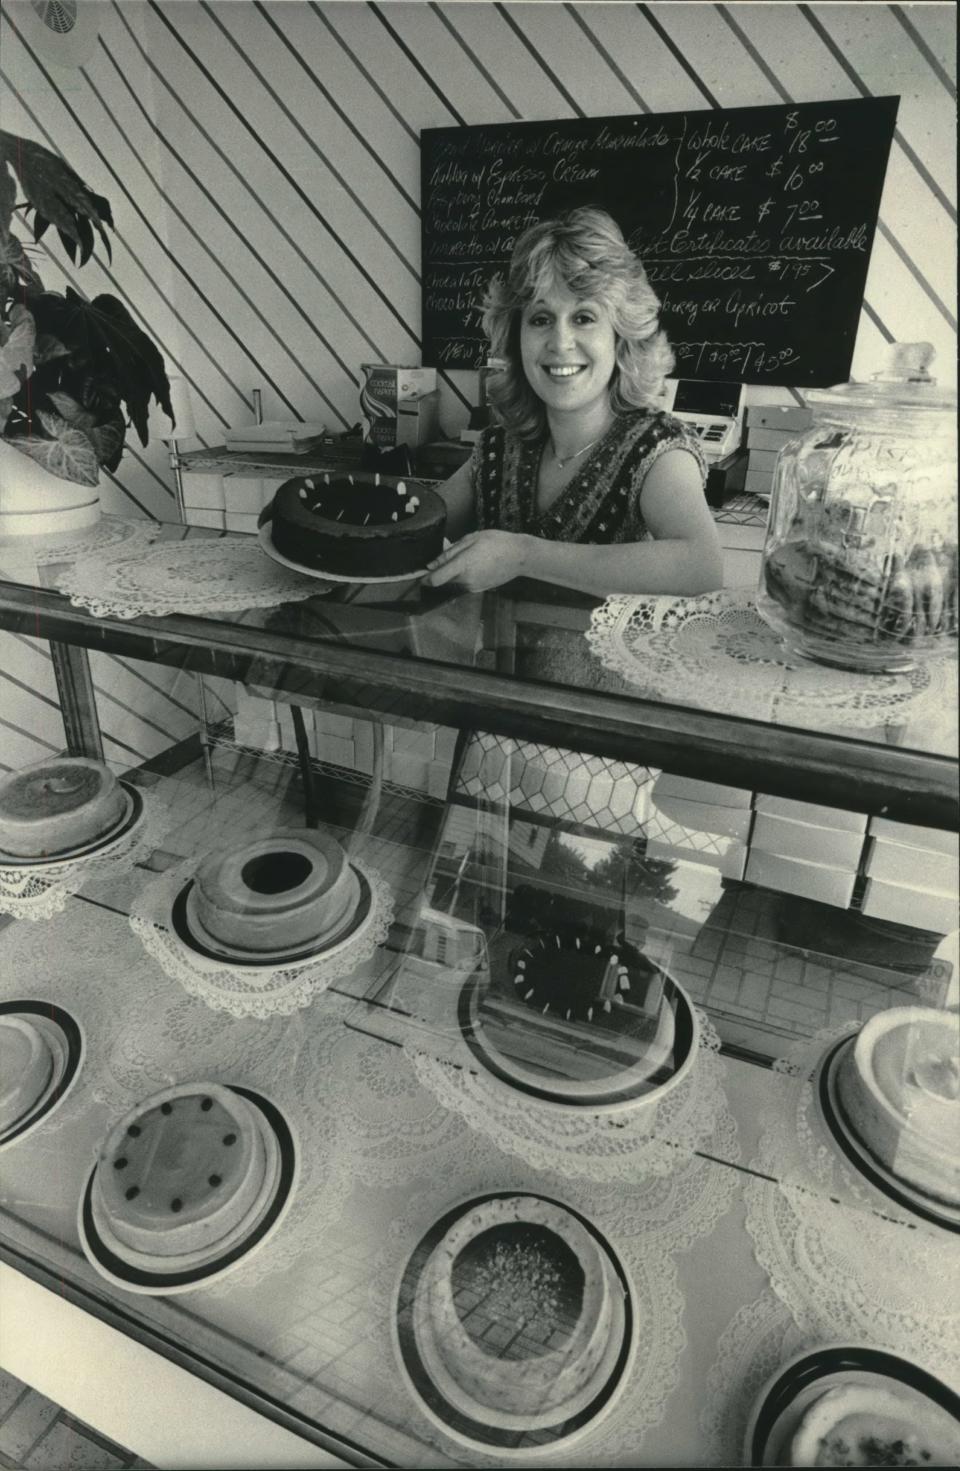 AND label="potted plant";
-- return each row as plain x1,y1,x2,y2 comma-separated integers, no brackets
0,130,173,536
